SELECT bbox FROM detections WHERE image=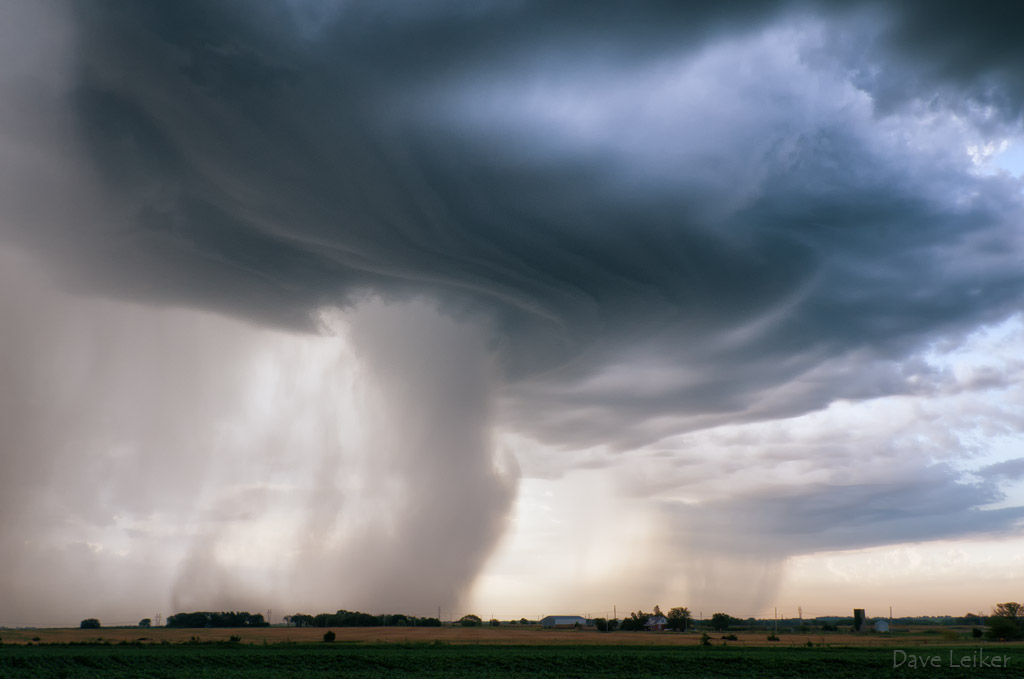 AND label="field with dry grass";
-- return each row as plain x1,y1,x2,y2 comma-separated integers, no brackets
0,624,984,647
